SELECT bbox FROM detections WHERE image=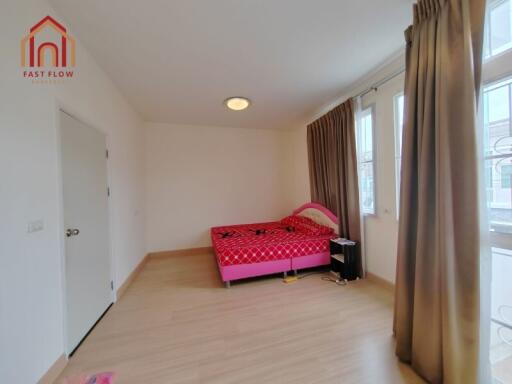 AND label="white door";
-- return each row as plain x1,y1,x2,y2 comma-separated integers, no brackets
59,110,112,355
